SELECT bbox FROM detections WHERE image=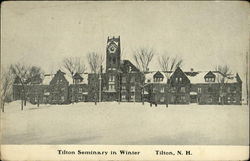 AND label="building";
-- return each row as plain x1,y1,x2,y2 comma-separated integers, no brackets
12,36,242,105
